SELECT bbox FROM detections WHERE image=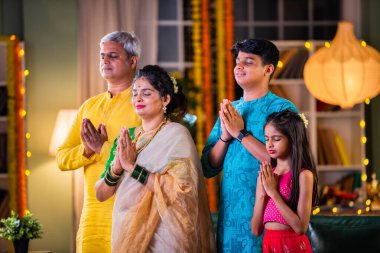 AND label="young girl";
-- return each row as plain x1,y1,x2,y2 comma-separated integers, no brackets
251,109,318,253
